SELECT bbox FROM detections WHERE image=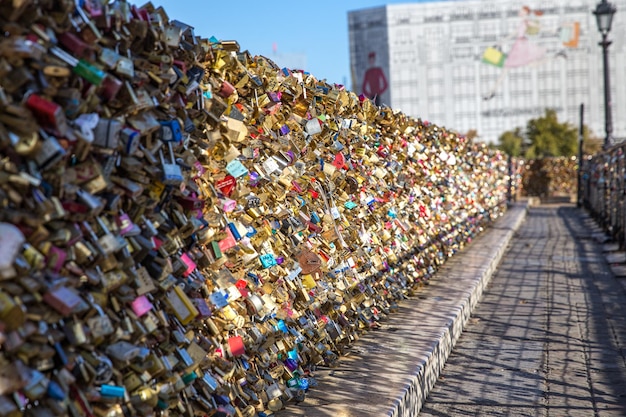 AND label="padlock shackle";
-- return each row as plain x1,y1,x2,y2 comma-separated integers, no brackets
95,216,110,234
49,46,79,67
167,141,176,162
86,293,105,316
159,148,166,165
